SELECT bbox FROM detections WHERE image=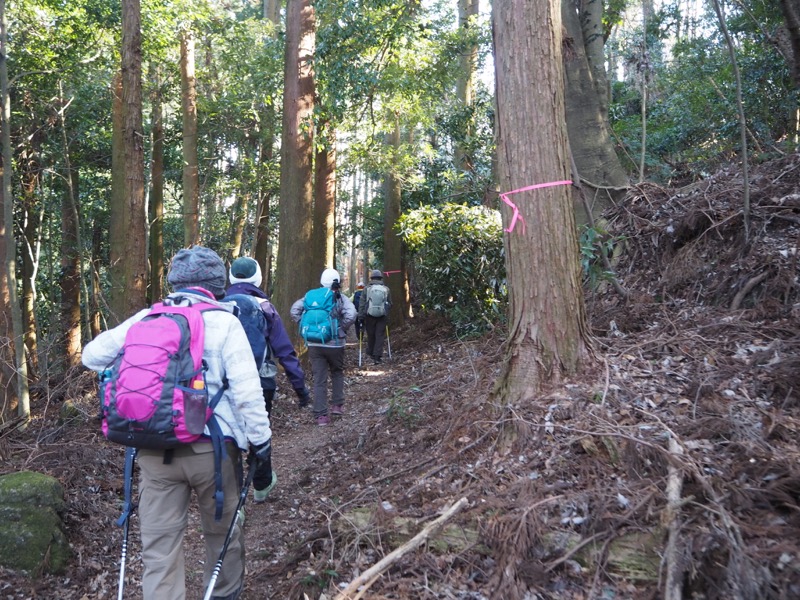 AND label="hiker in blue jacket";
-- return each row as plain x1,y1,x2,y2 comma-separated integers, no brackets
228,256,310,502
290,268,356,426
